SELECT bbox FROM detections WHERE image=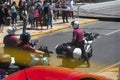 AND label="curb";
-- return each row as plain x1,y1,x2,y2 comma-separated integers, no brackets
31,25,71,37
0,19,98,45
31,19,98,37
